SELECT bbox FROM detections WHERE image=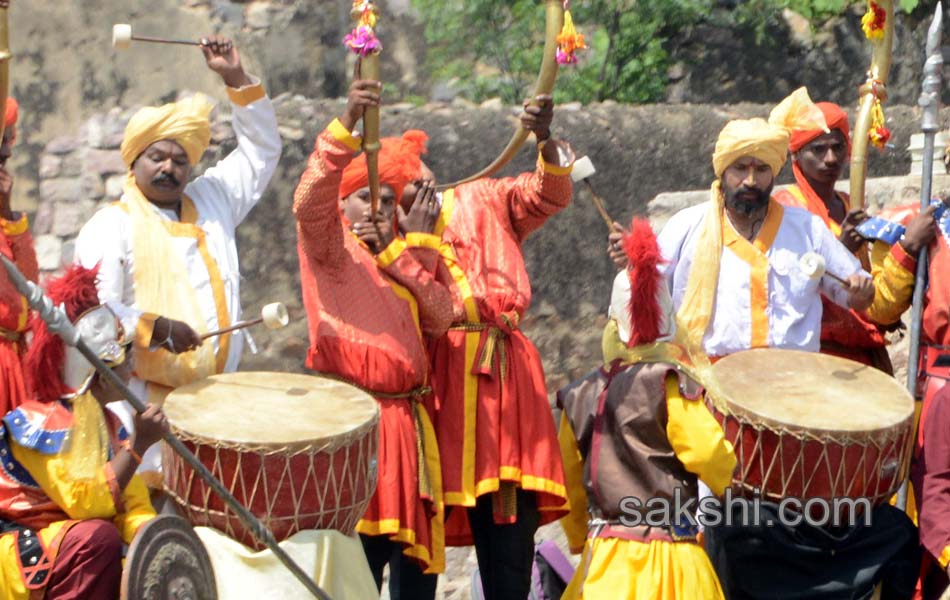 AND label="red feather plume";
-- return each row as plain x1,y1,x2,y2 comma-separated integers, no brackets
23,264,102,403
621,218,666,347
